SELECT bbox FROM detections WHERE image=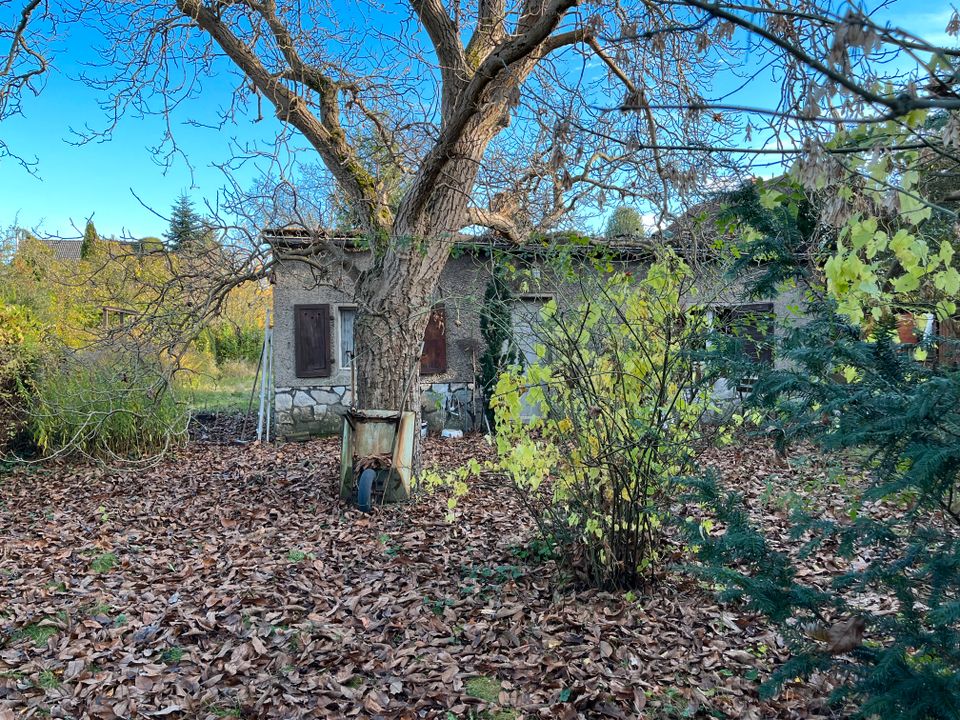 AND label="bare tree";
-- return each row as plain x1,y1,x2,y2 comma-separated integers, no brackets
61,0,741,416
6,0,960,421
0,1,53,165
